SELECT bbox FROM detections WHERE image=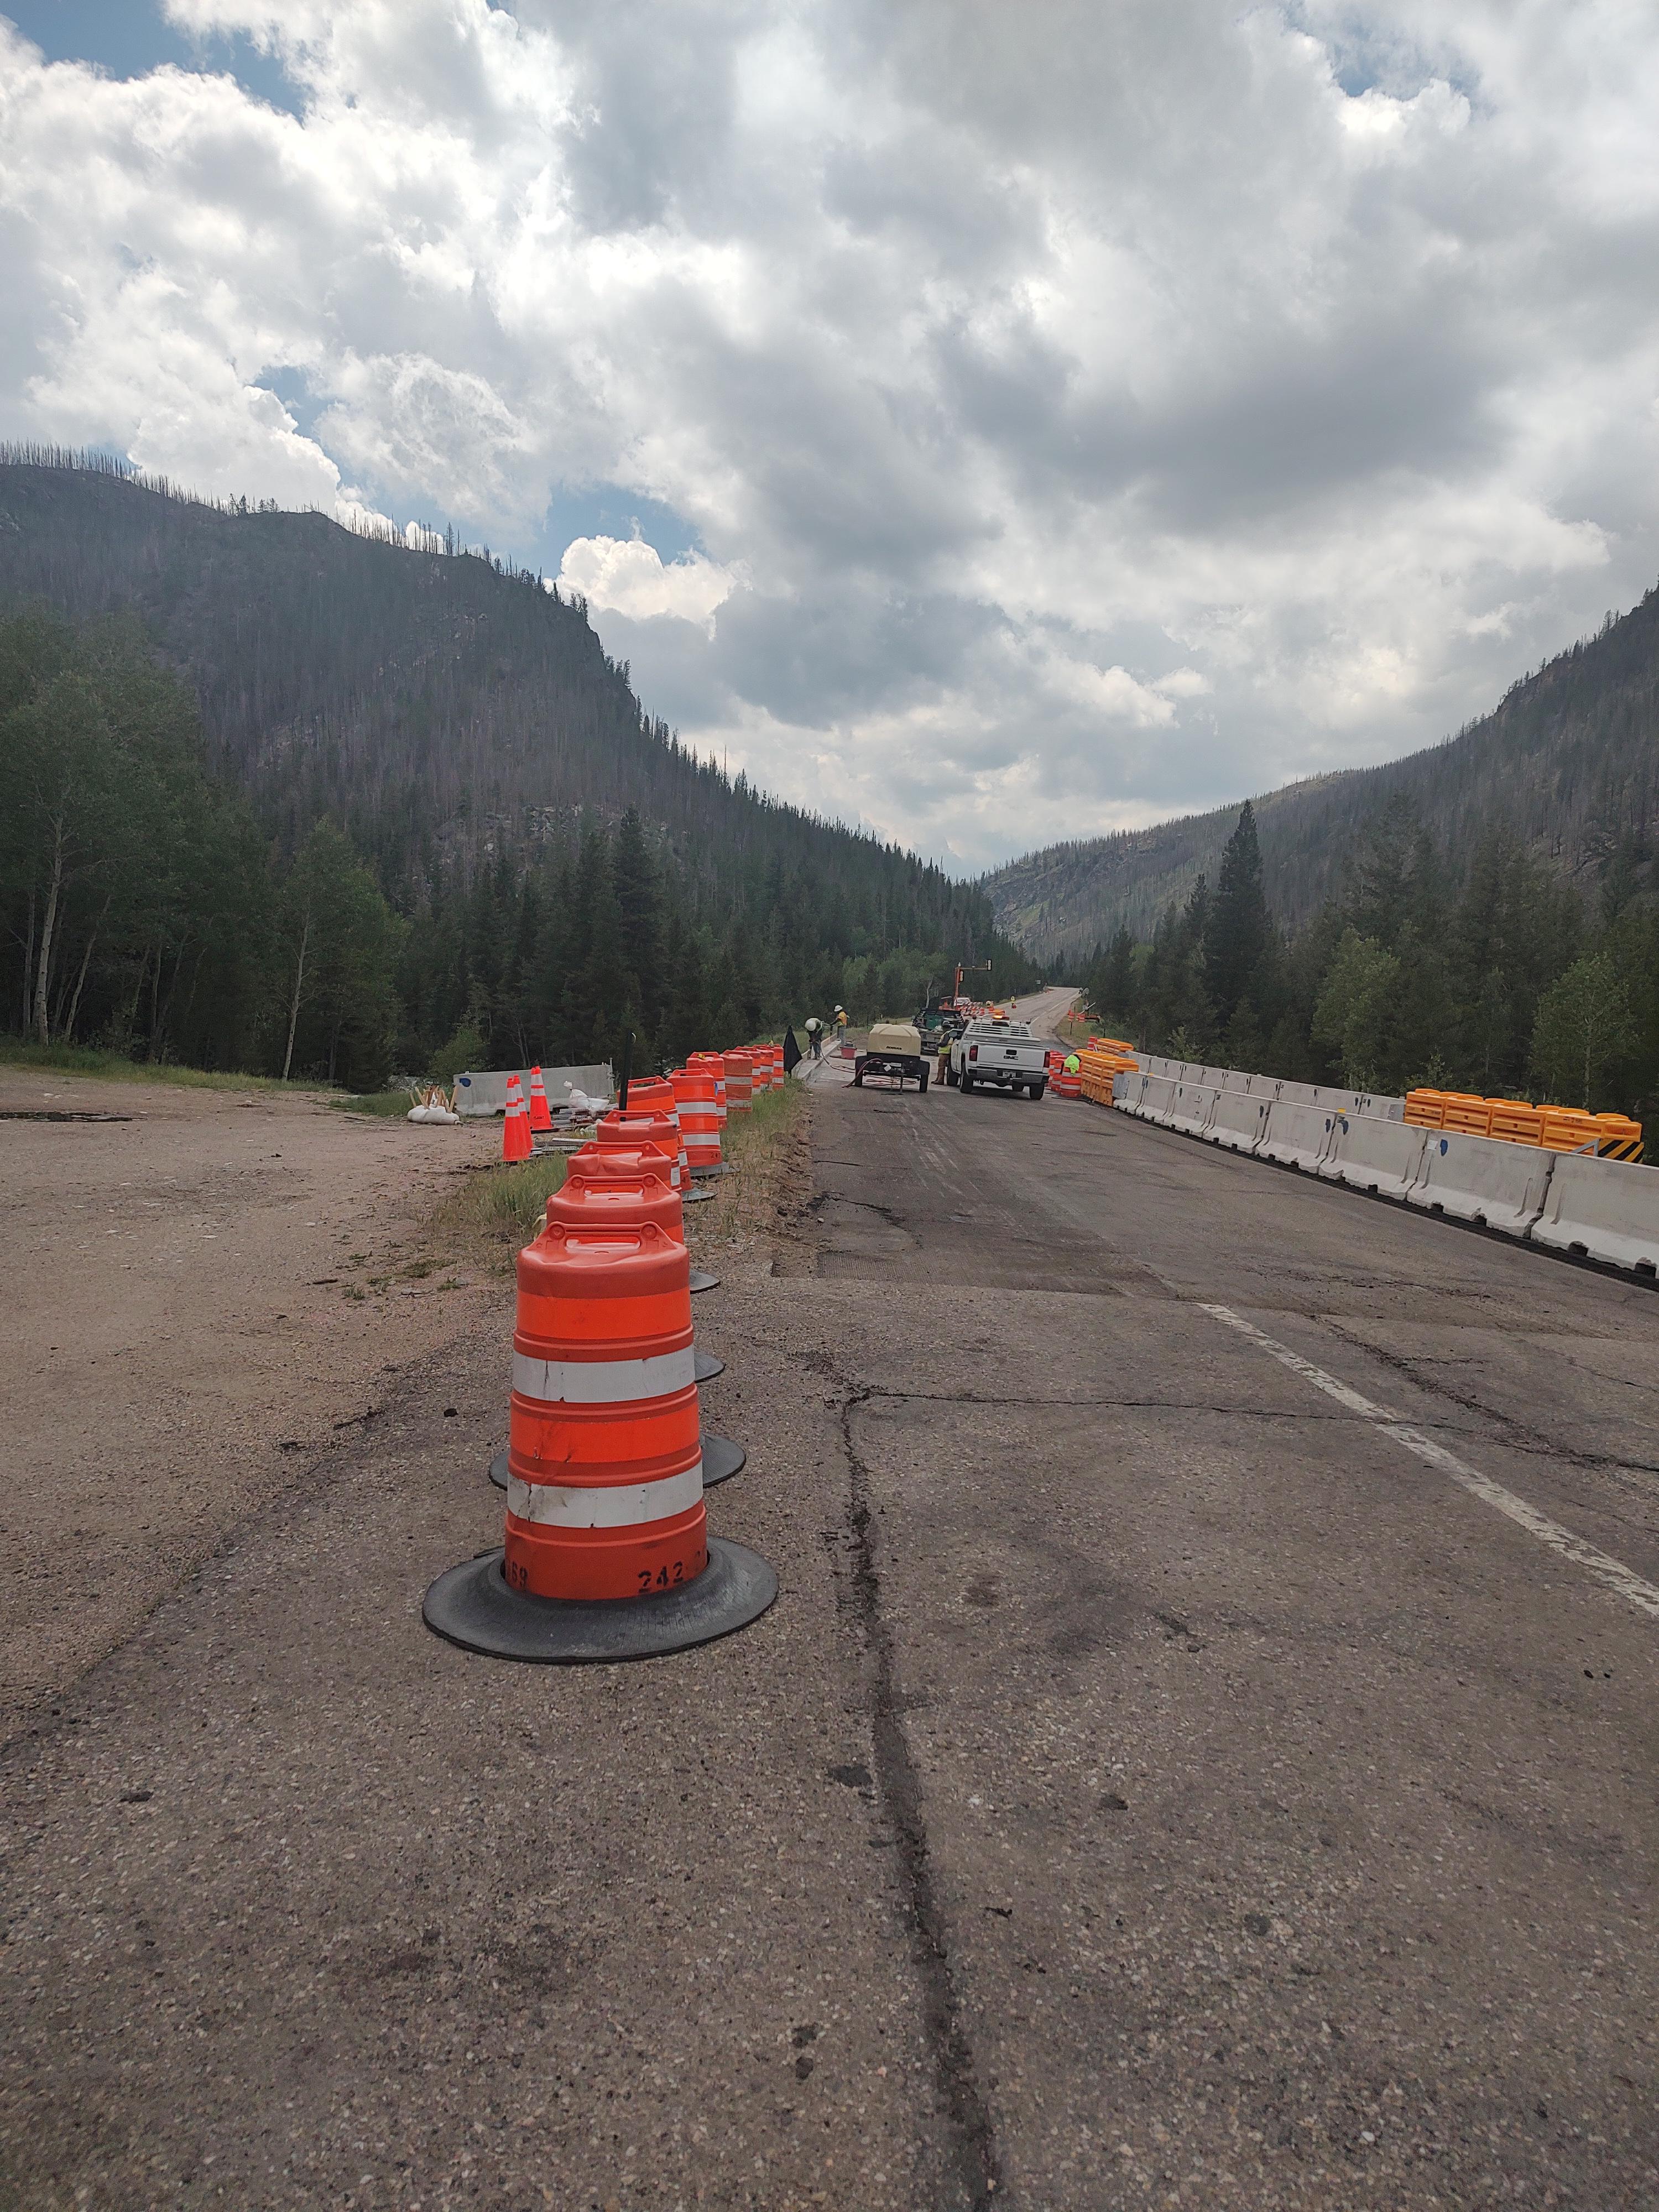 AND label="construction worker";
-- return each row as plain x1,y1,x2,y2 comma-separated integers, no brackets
804,1014,823,1060
833,1004,848,1034
1063,1050,1082,1077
